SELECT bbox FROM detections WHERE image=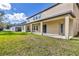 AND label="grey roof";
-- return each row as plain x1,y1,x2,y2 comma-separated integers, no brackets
27,3,60,19
25,11,75,25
